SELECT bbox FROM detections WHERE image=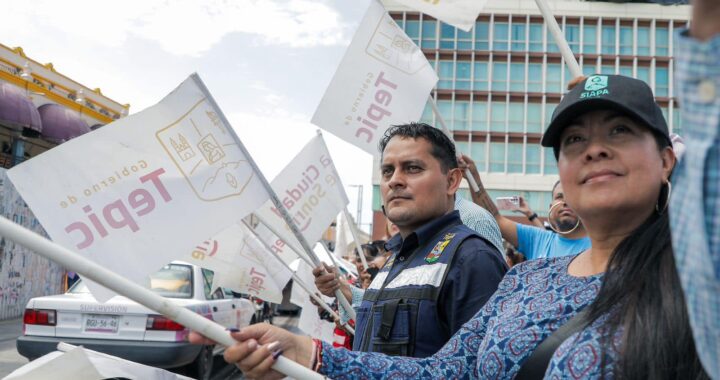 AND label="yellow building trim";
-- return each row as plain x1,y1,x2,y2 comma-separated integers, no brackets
0,70,115,124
